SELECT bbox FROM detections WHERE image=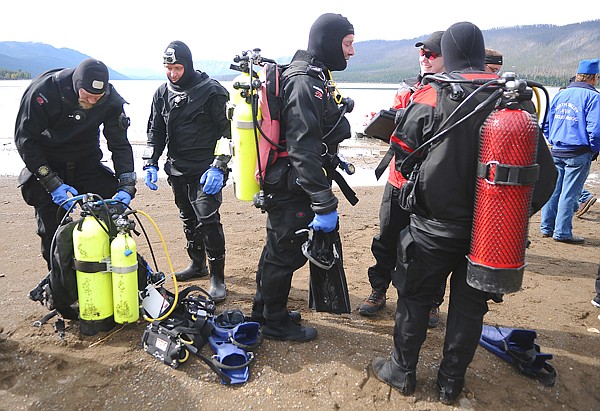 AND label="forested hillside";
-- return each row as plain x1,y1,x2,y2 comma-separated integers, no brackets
337,20,600,85
1,20,598,85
